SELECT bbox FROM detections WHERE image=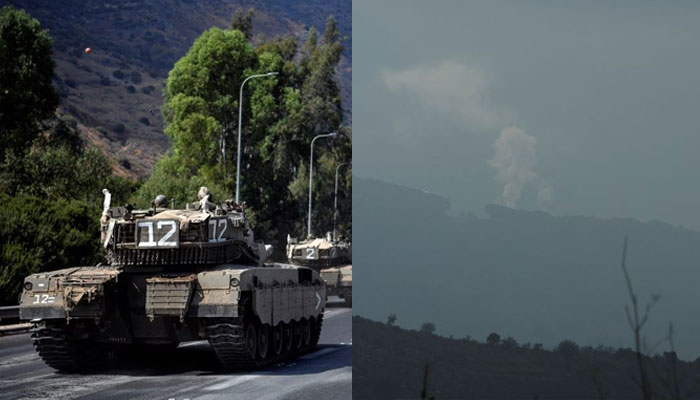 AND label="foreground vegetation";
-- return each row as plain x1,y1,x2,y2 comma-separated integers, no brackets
354,316,700,400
